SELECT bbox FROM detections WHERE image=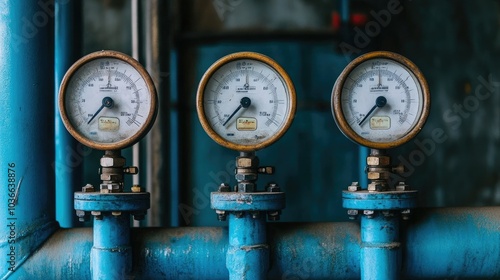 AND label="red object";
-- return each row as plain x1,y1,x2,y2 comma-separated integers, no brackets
351,13,368,26
331,11,341,31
